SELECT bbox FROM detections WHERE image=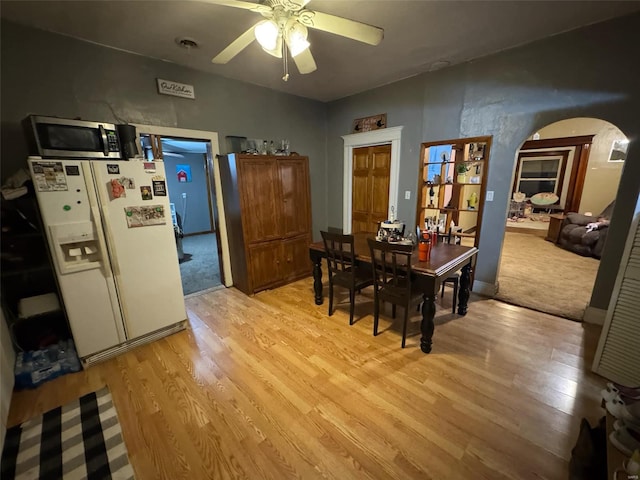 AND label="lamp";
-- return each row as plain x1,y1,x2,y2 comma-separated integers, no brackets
255,16,312,82
287,23,310,57
255,20,279,51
